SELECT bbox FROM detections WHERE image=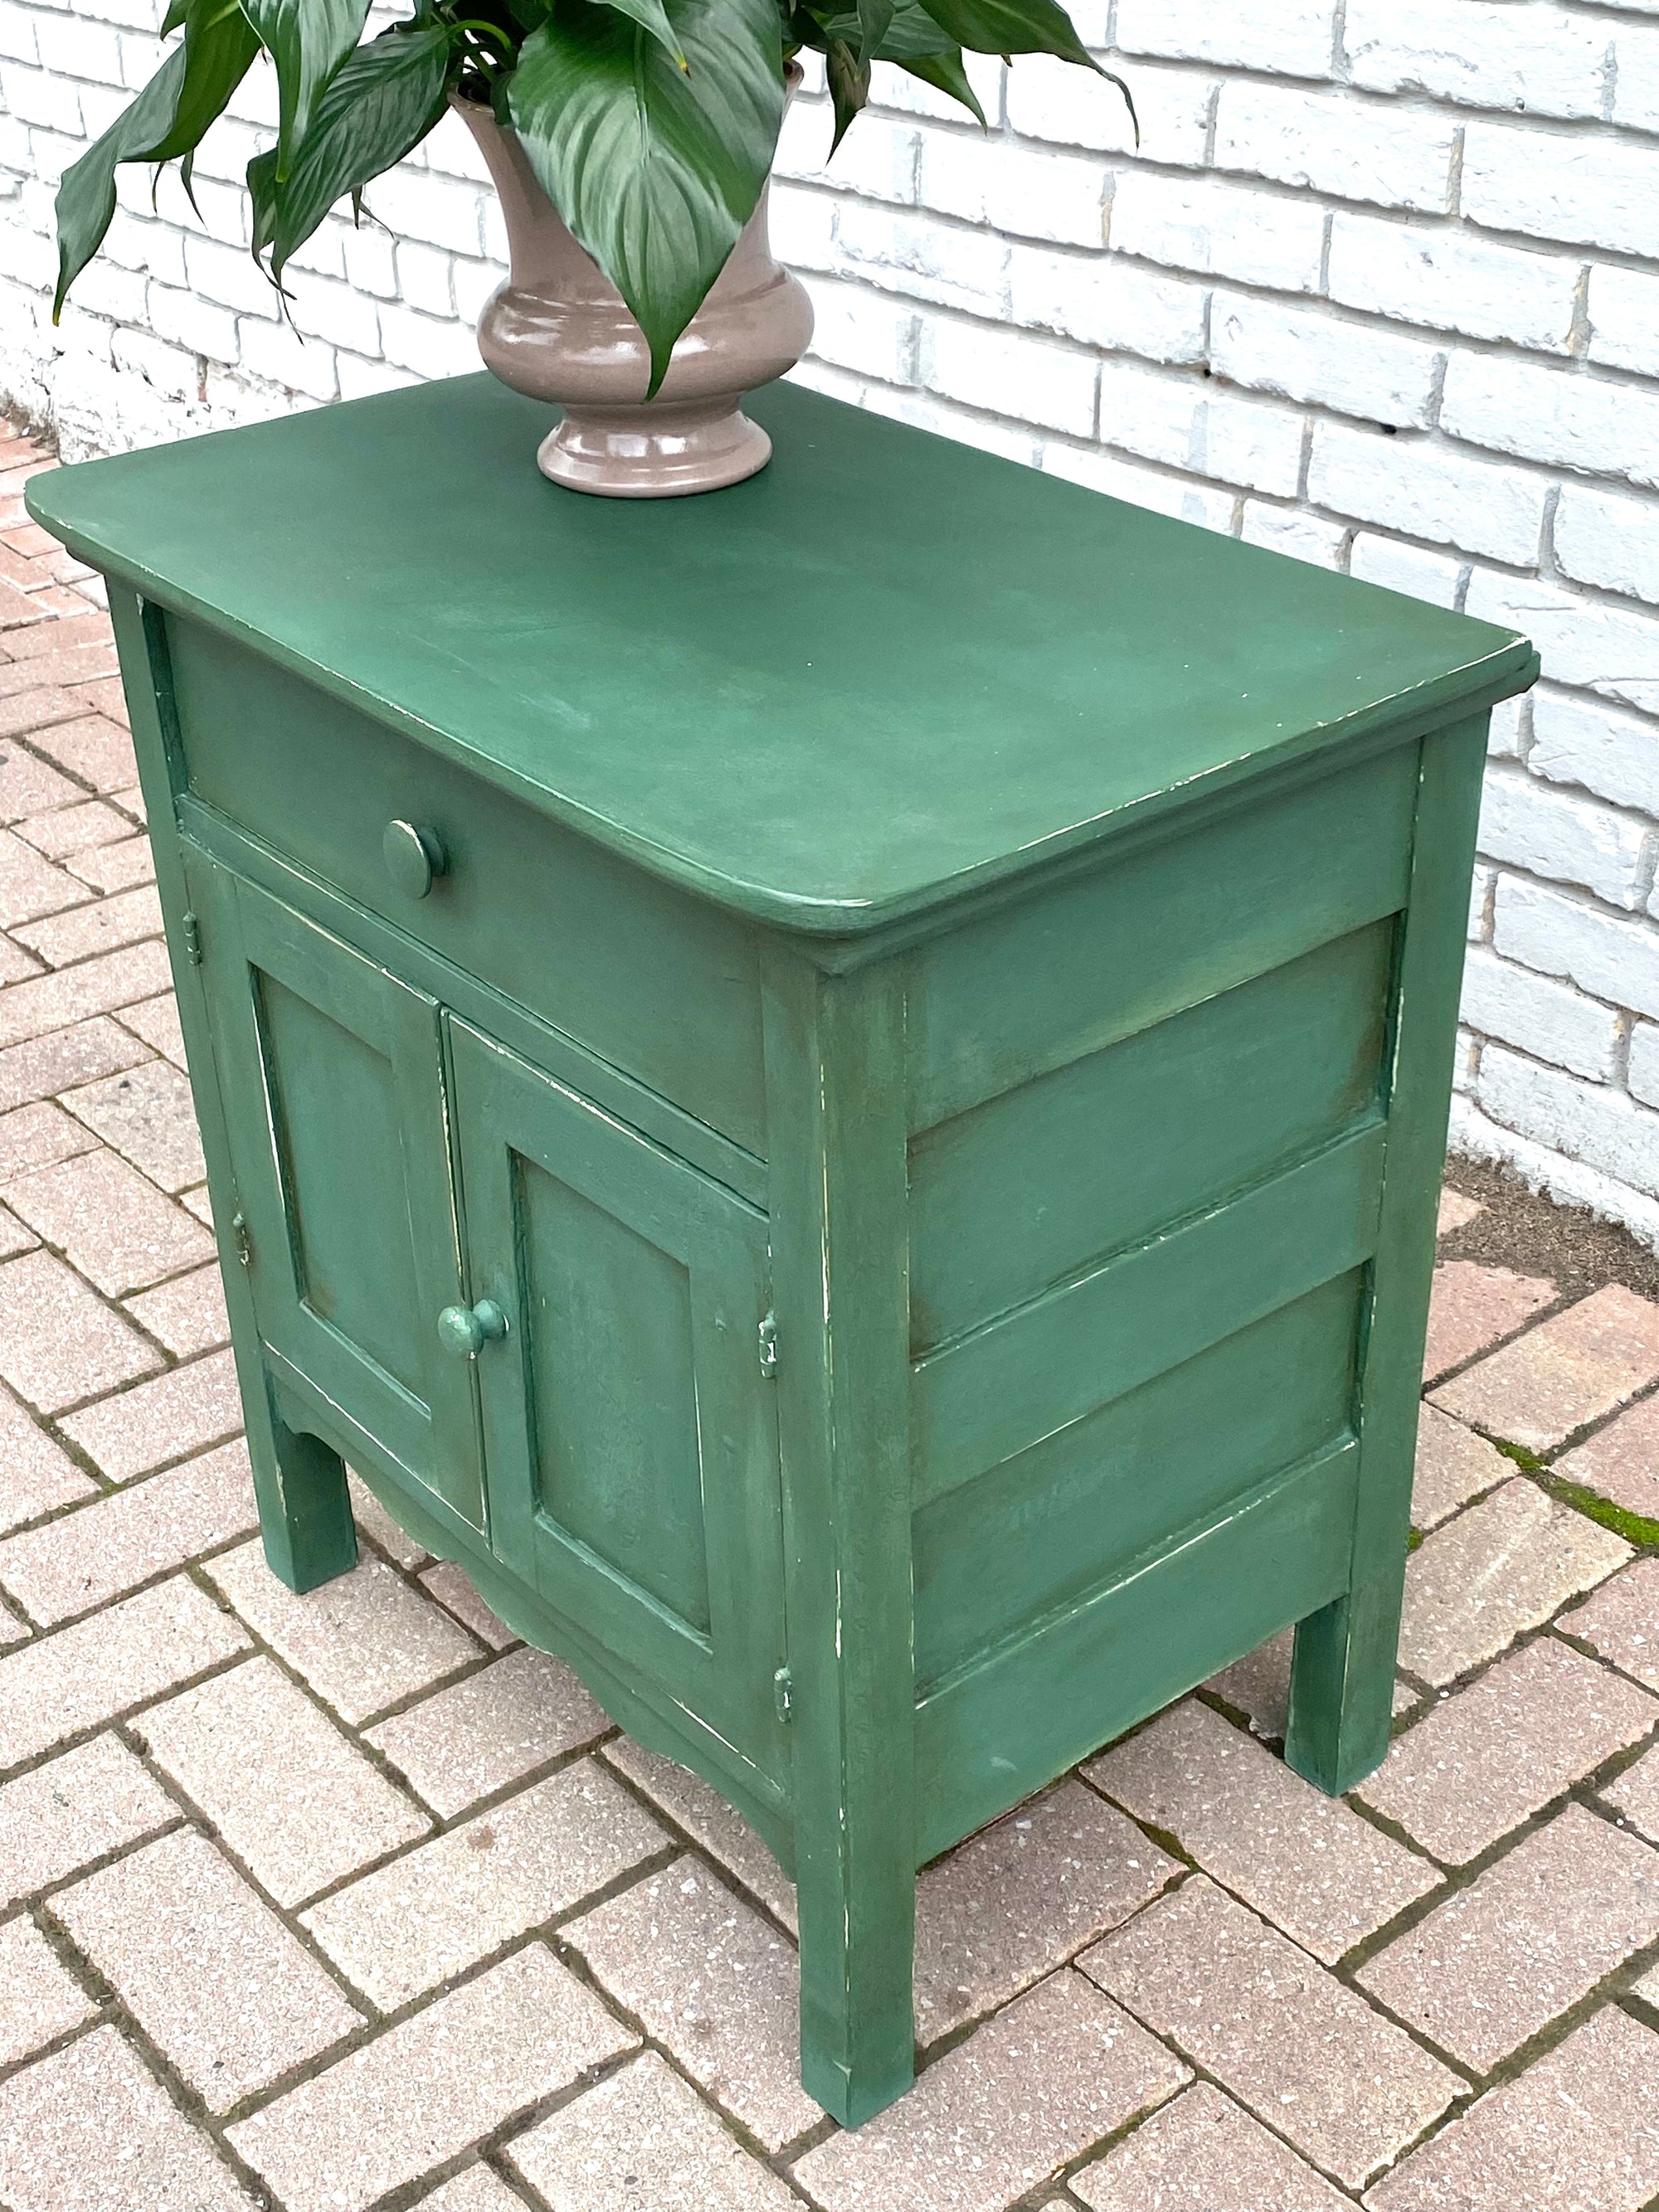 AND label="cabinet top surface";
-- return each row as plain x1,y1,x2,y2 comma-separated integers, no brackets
30,375,1534,933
